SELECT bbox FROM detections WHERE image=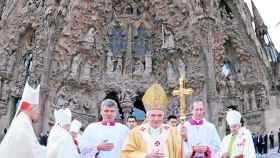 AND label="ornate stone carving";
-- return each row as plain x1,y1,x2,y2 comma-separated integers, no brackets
161,24,175,49
133,59,145,76
108,21,126,56
106,50,114,72
0,0,277,134
167,62,178,86
177,59,186,77
1,80,9,102
70,54,81,80
119,88,137,119
134,25,150,56
144,53,152,76
81,26,96,50
80,59,92,82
